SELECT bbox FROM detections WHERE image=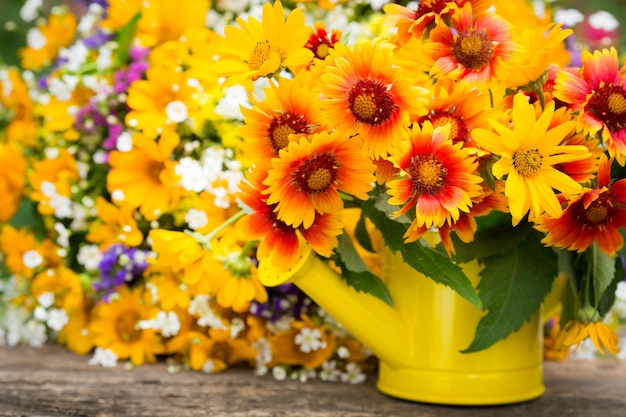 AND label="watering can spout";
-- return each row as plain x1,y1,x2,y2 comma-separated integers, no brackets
258,245,408,368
